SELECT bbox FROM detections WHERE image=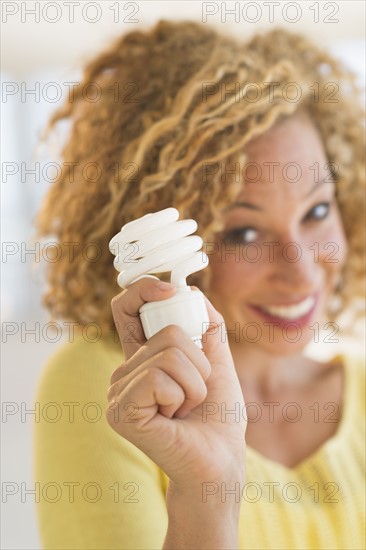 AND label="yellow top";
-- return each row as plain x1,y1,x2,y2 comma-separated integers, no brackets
33,333,365,549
